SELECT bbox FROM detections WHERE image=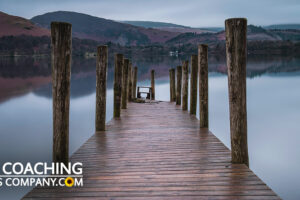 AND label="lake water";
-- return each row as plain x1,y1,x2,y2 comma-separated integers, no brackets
0,54,300,200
